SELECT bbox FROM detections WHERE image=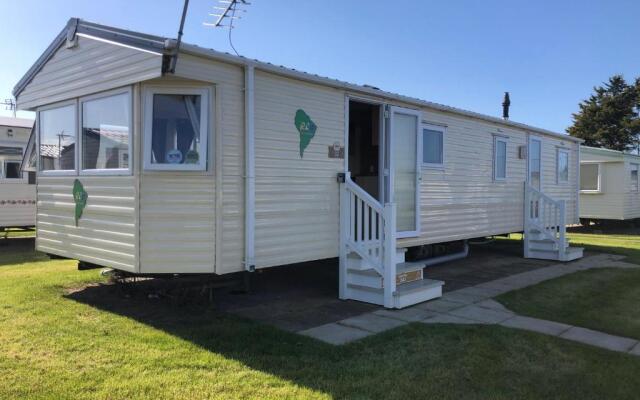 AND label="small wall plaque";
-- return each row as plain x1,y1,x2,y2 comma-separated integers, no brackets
328,142,344,159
